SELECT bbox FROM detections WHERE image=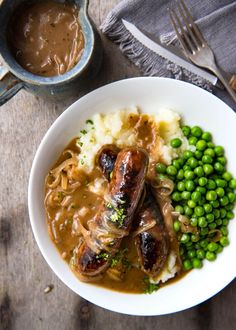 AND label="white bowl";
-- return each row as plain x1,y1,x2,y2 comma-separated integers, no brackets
28,77,236,316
